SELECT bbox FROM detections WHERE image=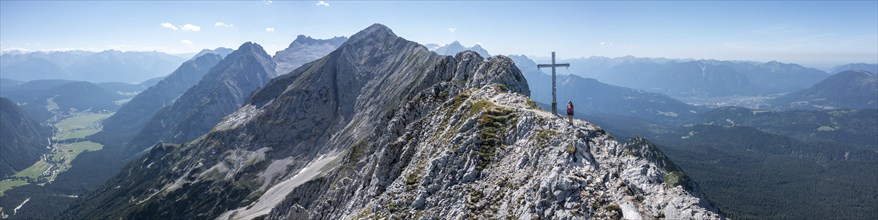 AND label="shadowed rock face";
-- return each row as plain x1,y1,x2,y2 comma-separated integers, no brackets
65,24,719,220
0,97,49,177
121,42,277,156
93,53,223,146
